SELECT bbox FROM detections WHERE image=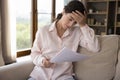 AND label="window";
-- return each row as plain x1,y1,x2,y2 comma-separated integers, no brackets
15,0,32,57
37,0,52,28
16,0,32,50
